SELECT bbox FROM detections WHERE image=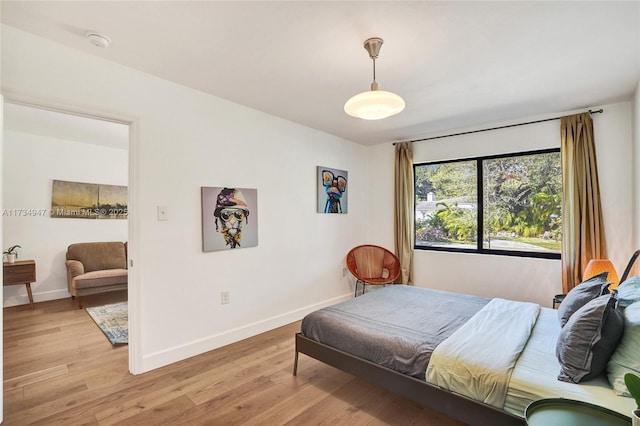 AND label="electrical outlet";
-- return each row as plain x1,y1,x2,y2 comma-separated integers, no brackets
342,267,348,277
221,291,230,304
